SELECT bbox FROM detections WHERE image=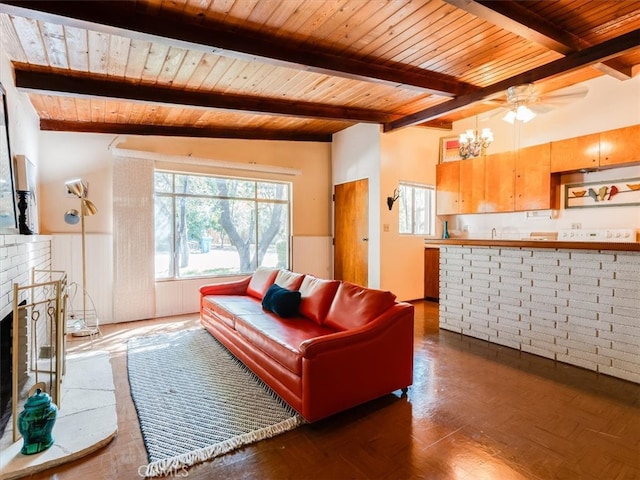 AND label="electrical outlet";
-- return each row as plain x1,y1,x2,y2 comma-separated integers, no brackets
571,223,582,229
383,224,390,232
